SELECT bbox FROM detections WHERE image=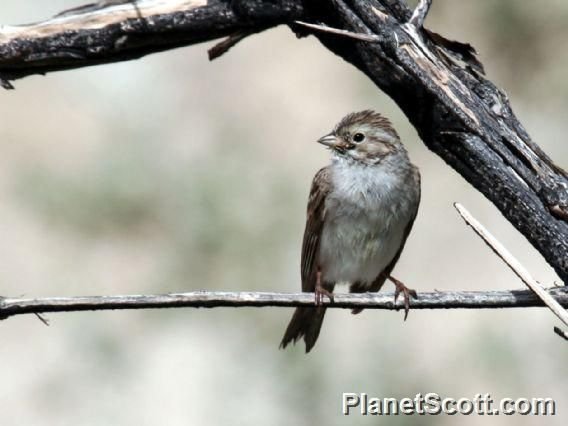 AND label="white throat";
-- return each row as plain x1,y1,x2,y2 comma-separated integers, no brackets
330,151,411,201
